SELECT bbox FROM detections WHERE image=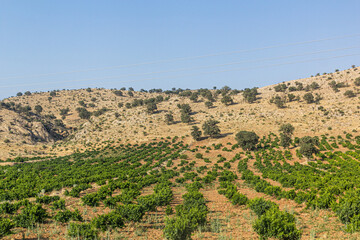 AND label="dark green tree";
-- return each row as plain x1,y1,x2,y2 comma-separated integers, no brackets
243,88,258,103
279,123,294,148
191,126,202,141
299,136,319,159
165,112,174,125
34,105,43,114
202,119,221,138
303,93,314,104
180,111,192,124
205,101,213,108
235,131,259,150
221,95,233,106
146,102,157,114
344,90,356,98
